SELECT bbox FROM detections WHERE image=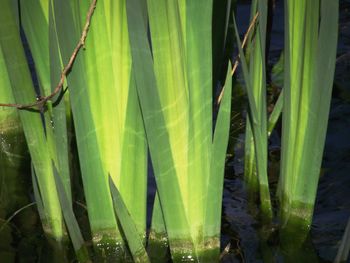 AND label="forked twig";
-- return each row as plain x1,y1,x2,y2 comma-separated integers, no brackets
0,0,97,109
217,12,259,104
